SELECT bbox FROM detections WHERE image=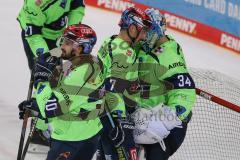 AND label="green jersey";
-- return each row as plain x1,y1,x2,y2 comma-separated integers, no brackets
17,0,85,56
35,55,103,141
97,36,139,116
138,35,196,120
